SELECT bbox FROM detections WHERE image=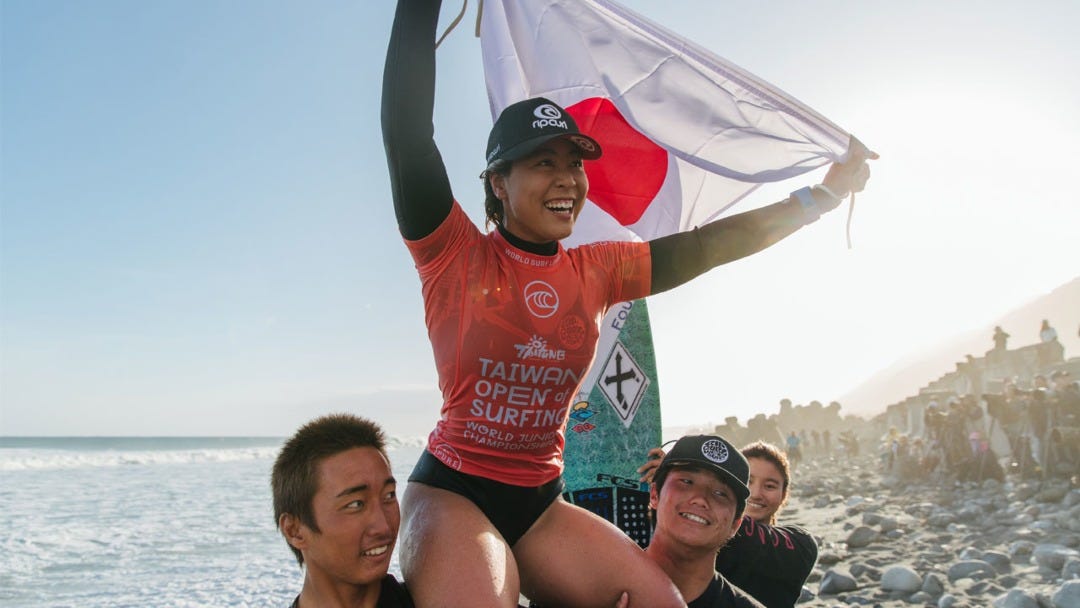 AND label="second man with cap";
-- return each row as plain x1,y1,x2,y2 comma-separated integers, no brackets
646,435,765,608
